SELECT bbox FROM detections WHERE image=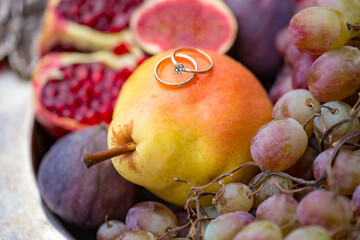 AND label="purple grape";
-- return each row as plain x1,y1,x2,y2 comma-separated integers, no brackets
285,146,317,181
204,211,255,240
351,185,360,216
308,46,360,102
125,201,177,238
256,194,300,235
297,189,354,231
313,148,360,195
251,118,308,171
